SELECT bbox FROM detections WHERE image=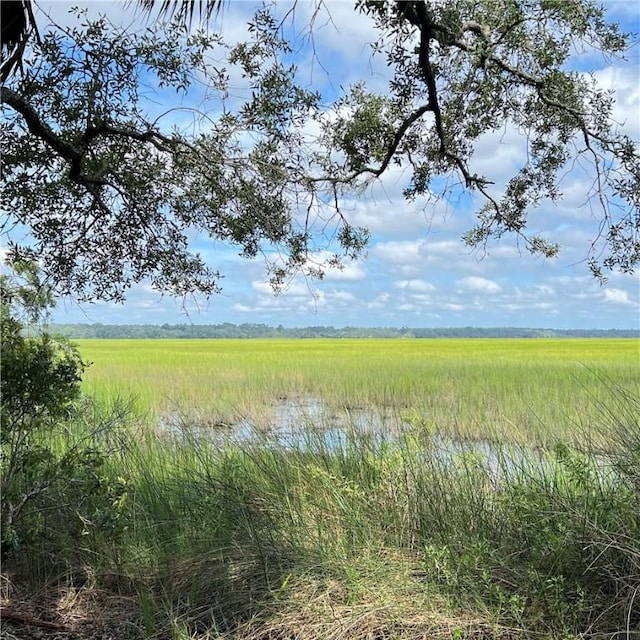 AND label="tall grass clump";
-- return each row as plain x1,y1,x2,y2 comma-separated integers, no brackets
37,384,632,640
